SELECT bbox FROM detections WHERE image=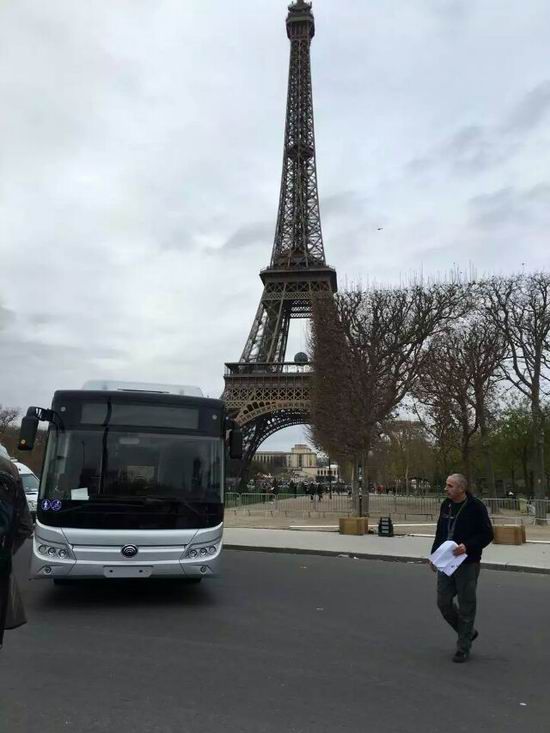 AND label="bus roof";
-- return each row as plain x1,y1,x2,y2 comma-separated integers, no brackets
82,380,204,397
